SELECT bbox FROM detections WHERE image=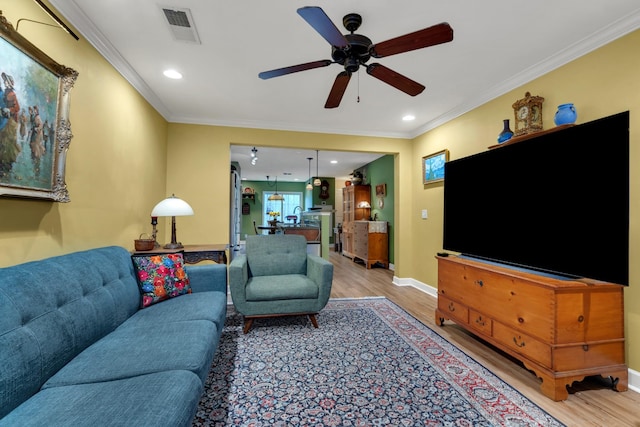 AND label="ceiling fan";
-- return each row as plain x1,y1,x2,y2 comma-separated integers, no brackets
258,6,454,108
